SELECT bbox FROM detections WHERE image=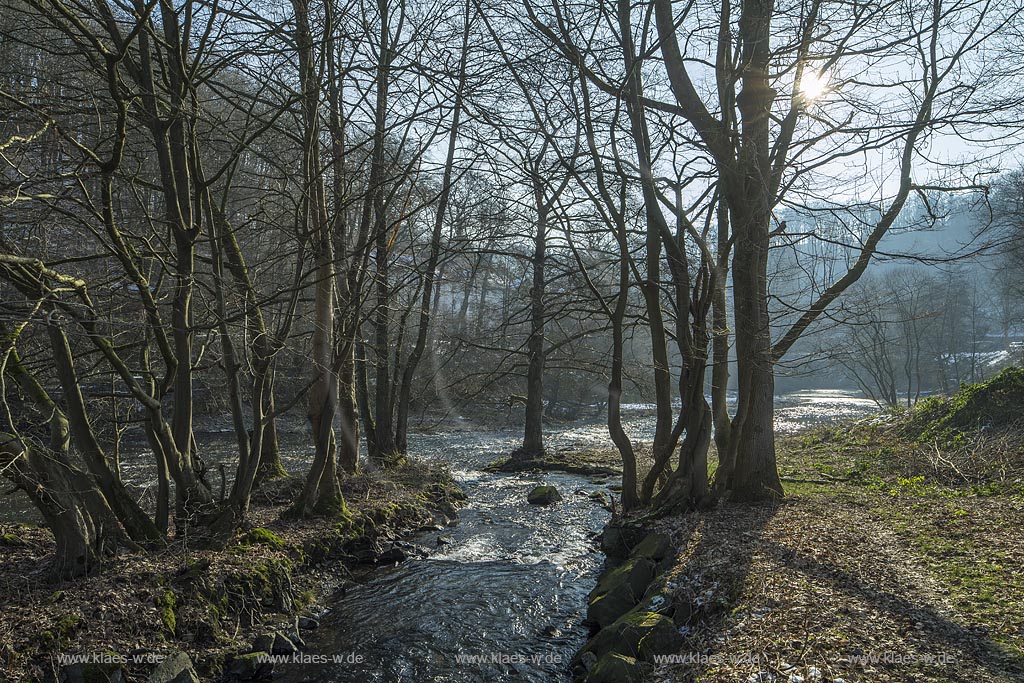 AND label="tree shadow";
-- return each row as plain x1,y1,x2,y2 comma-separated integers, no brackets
761,538,1024,682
